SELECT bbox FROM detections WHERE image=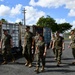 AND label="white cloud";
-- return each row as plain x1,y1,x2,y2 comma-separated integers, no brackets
29,0,75,17
0,5,10,16
24,6,46,25
71,21,75,28
29,0,67,8
0,4,22,17
65,1,75,10
10,4,22,16
7,6,46,25
15,18,22,23
55,18,67,24
68,9,75,17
